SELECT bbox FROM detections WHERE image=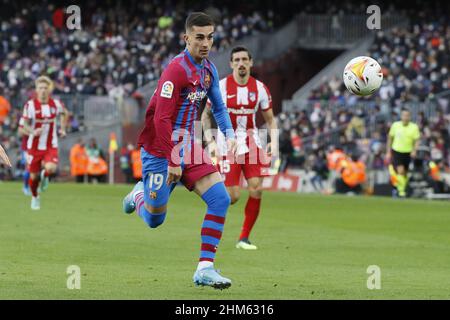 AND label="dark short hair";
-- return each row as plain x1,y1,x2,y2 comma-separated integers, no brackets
401,107,411,113
230,46,252,61
185,12,215,31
